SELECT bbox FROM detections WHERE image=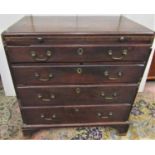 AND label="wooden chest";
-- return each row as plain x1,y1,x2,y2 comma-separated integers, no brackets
2,16,154,135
